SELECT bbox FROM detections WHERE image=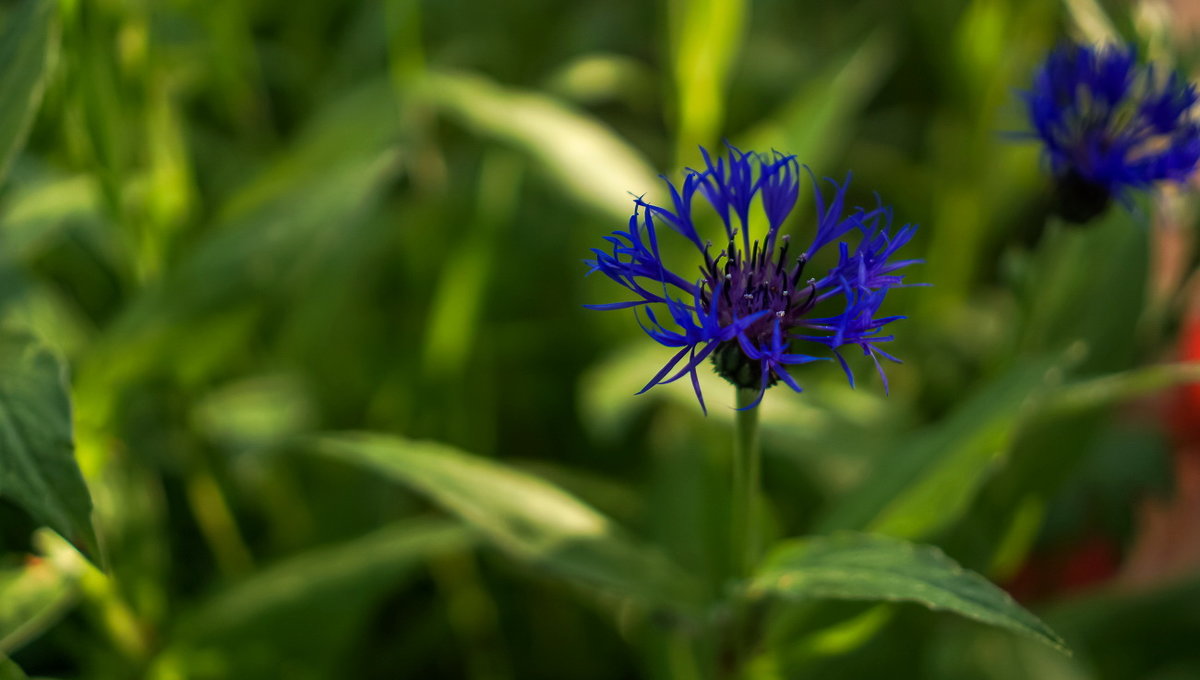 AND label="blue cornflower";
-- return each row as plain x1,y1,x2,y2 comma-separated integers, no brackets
585,146,919,412
1023,43,1200,222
